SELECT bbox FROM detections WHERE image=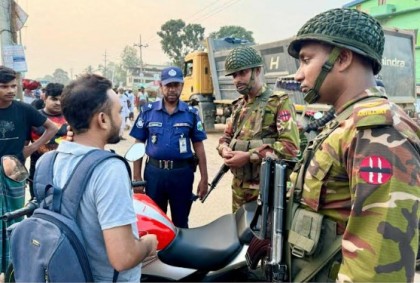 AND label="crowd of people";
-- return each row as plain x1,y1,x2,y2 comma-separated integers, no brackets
0,7,419,282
